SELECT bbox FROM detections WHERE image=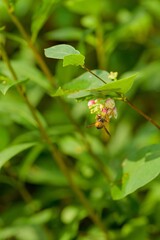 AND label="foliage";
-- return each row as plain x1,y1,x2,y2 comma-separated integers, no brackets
0,0,160,239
